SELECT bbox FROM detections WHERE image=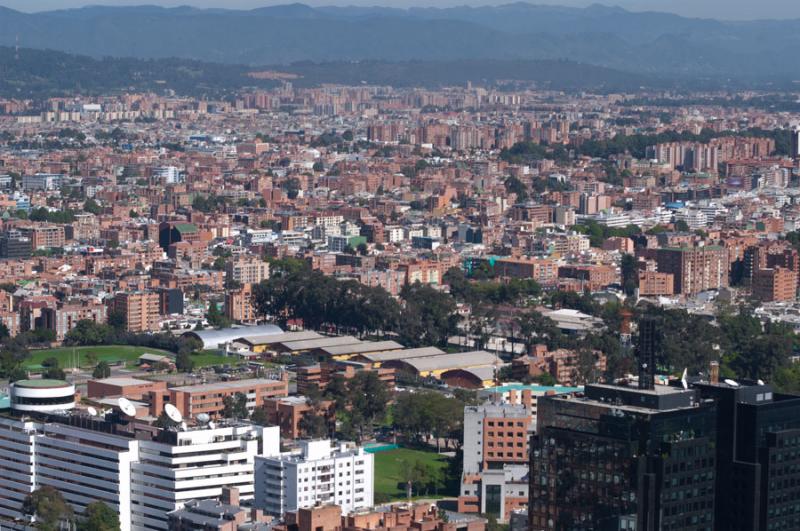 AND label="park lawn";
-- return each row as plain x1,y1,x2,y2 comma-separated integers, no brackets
373,447,454,501
26,345,174,370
